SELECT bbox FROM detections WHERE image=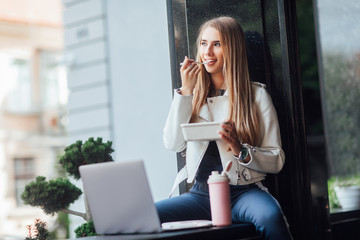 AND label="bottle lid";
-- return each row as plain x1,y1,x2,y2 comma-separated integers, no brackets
207,170,229,184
